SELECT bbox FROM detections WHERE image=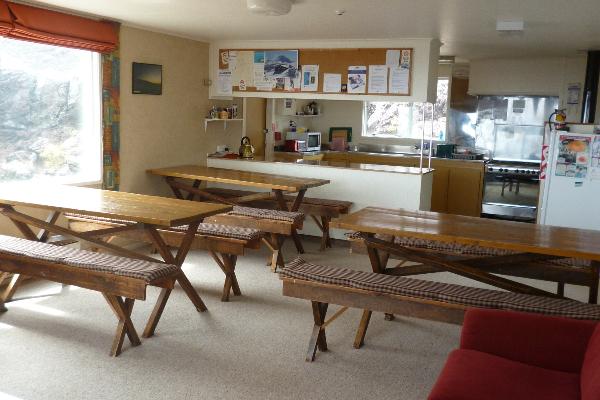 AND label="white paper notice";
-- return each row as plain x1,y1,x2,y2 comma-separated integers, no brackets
232,51,254,88
301,65,319,91
386,50,401,67
323,73,342,93
368,65,388,94
216,70,232,96
389,66,409,94
228,50,238,71
347,66,367,94
253,63,265,87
